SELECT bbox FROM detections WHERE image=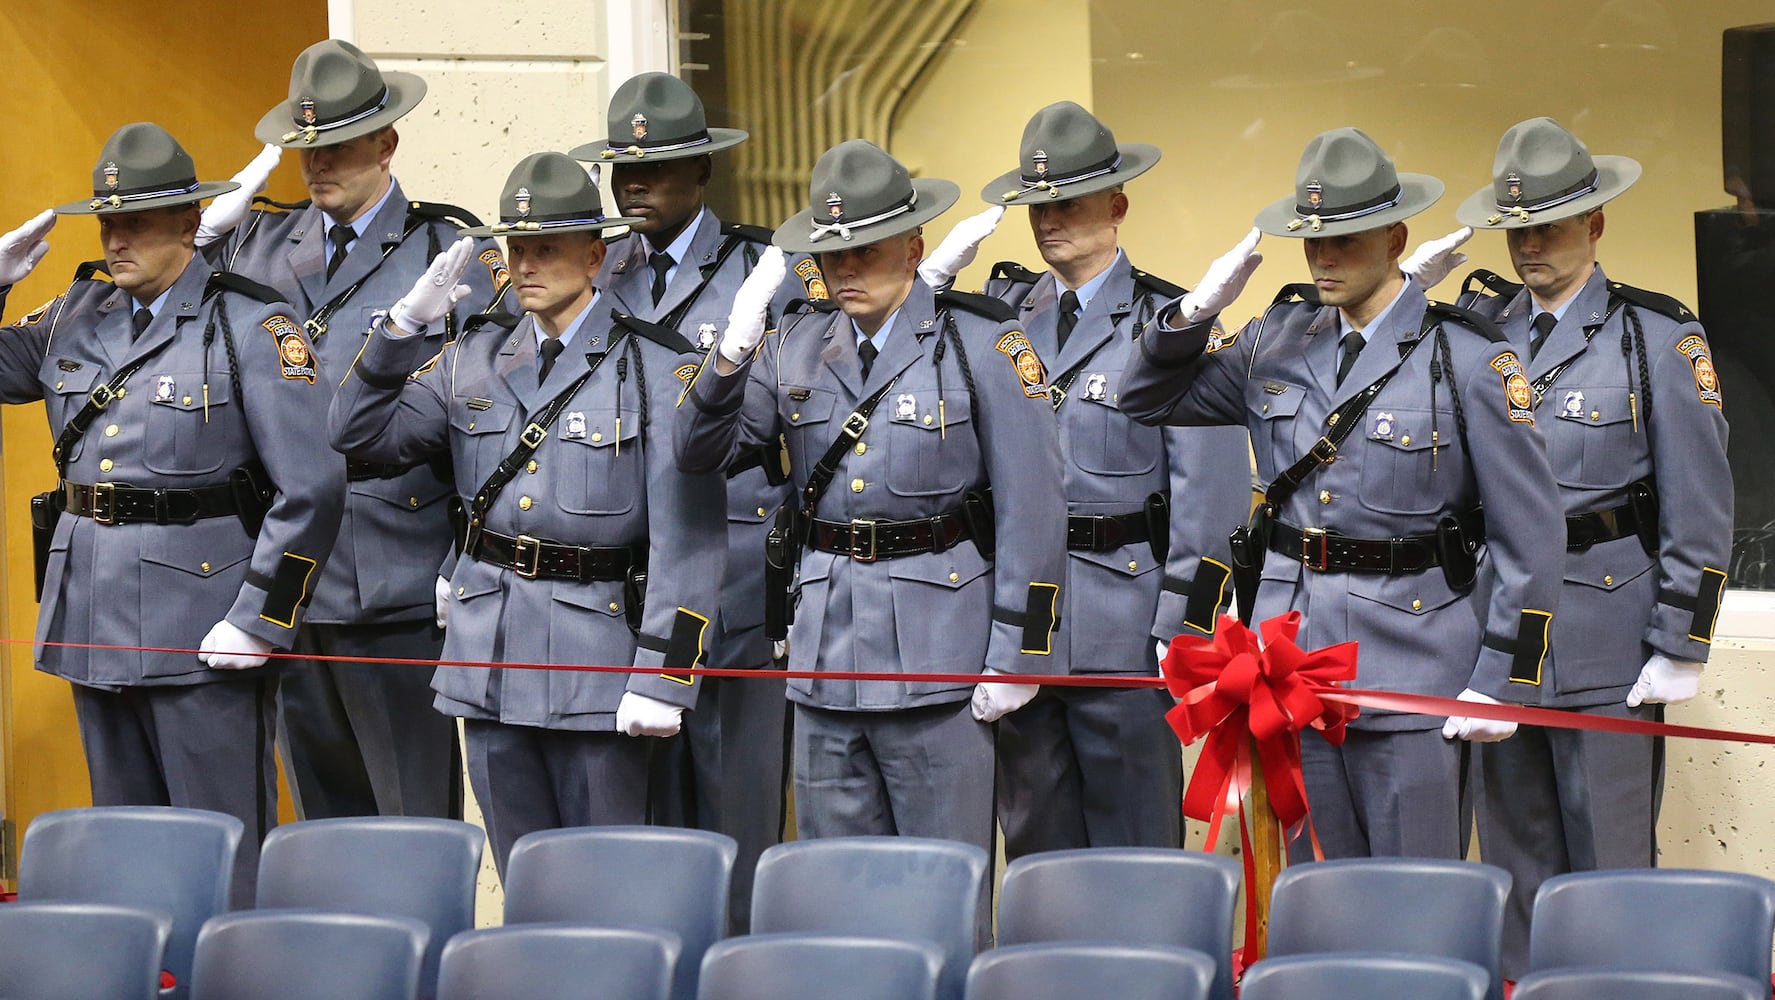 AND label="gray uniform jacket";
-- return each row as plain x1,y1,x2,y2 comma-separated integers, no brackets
598,209,799,669
1120,280,1565,727
327,304,727,730
216,180,505,625
0,256,345,687
1467,266,1730,706
983,256,1252,670
676,278,1069,710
